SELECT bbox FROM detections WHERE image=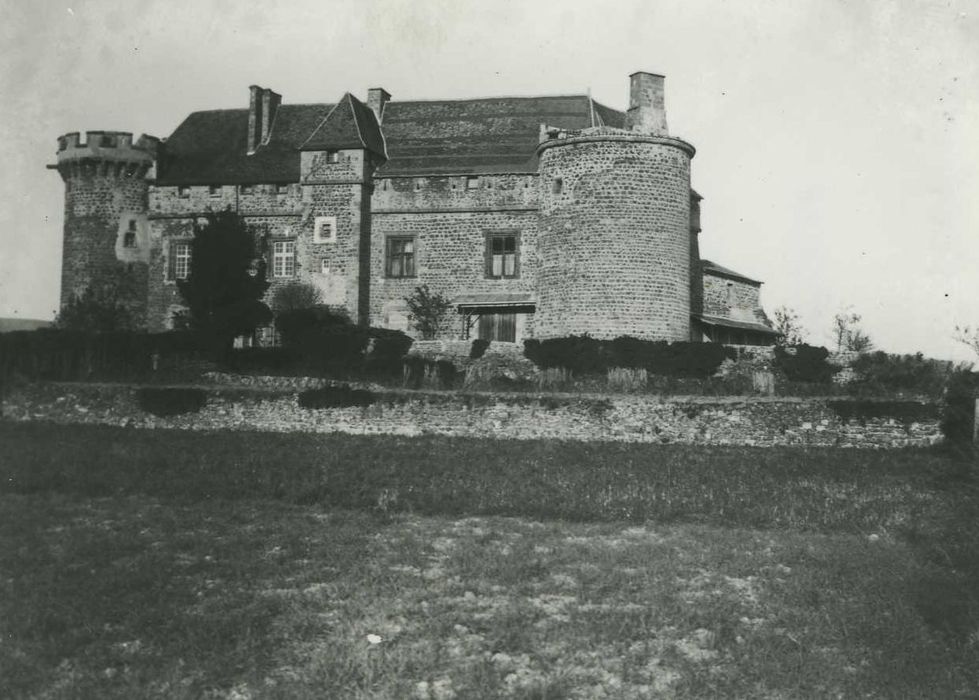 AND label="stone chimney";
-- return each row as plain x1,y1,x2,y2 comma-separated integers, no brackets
248,85,282,154
366,88,391,124
626,72,668,136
